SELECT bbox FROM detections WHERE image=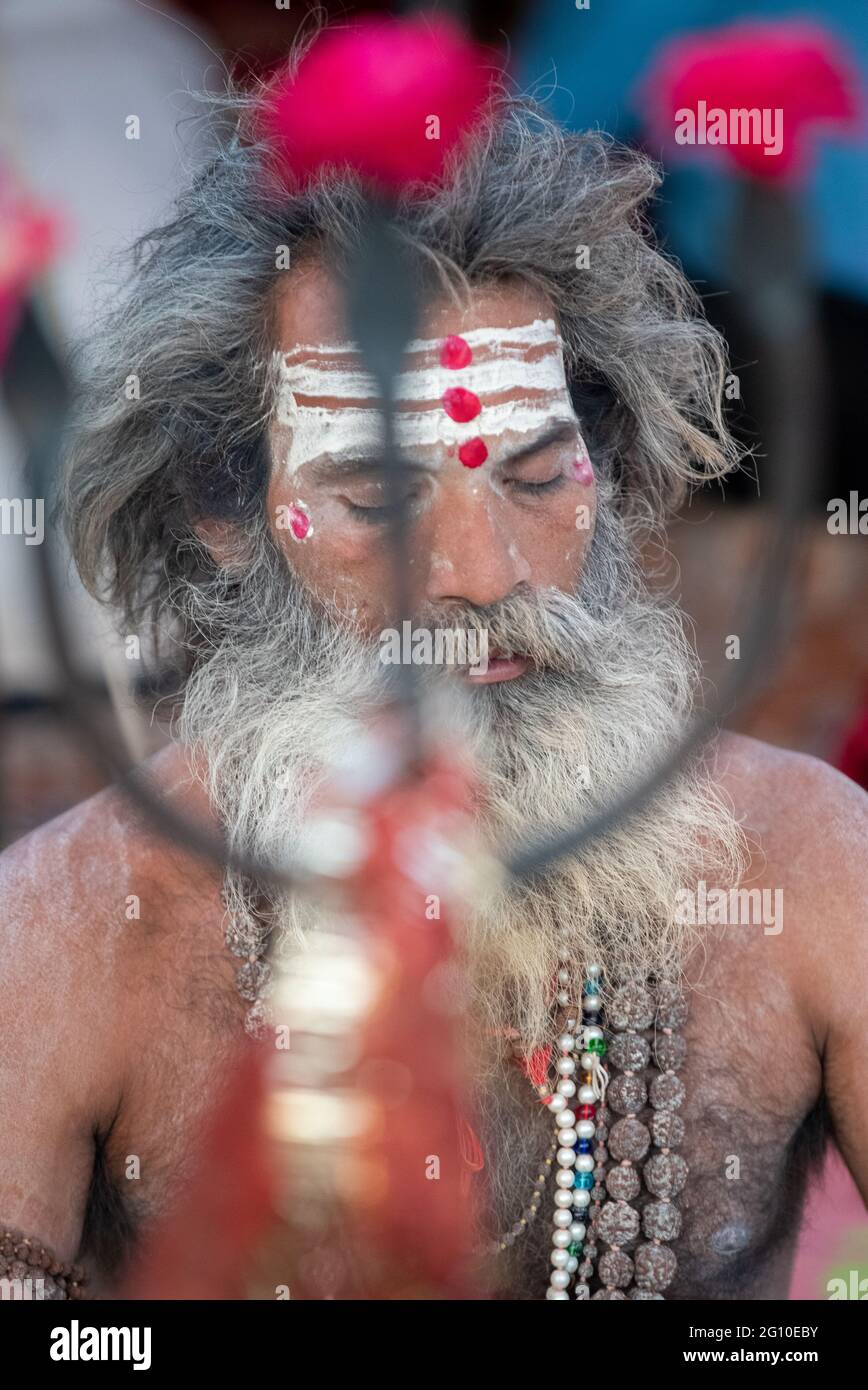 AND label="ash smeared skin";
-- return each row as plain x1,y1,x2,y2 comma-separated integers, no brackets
268,318,587,478
264,281,598,631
